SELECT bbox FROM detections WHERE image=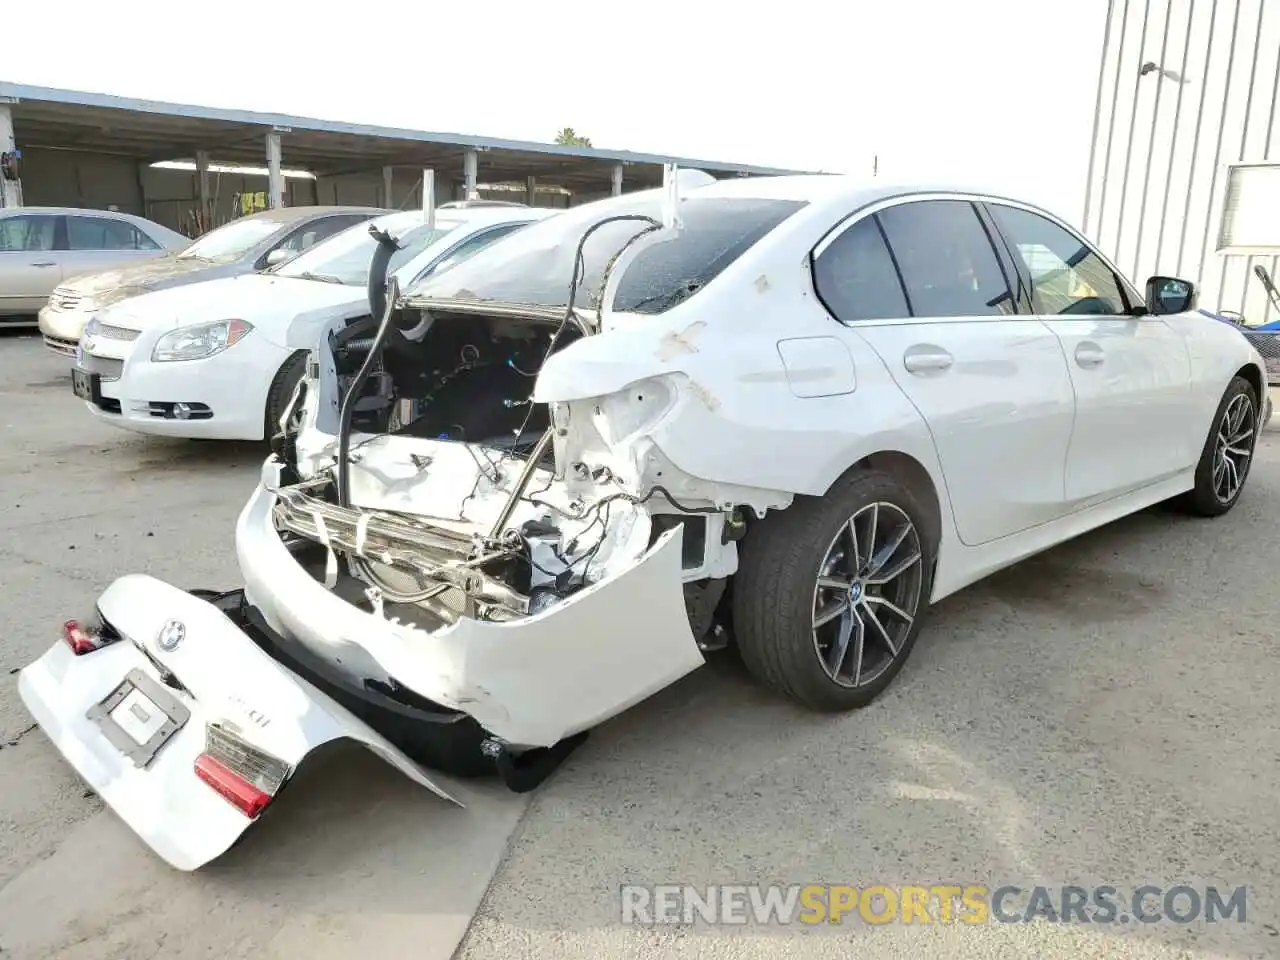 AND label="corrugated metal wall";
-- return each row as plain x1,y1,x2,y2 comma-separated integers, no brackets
1083,0,1280,321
